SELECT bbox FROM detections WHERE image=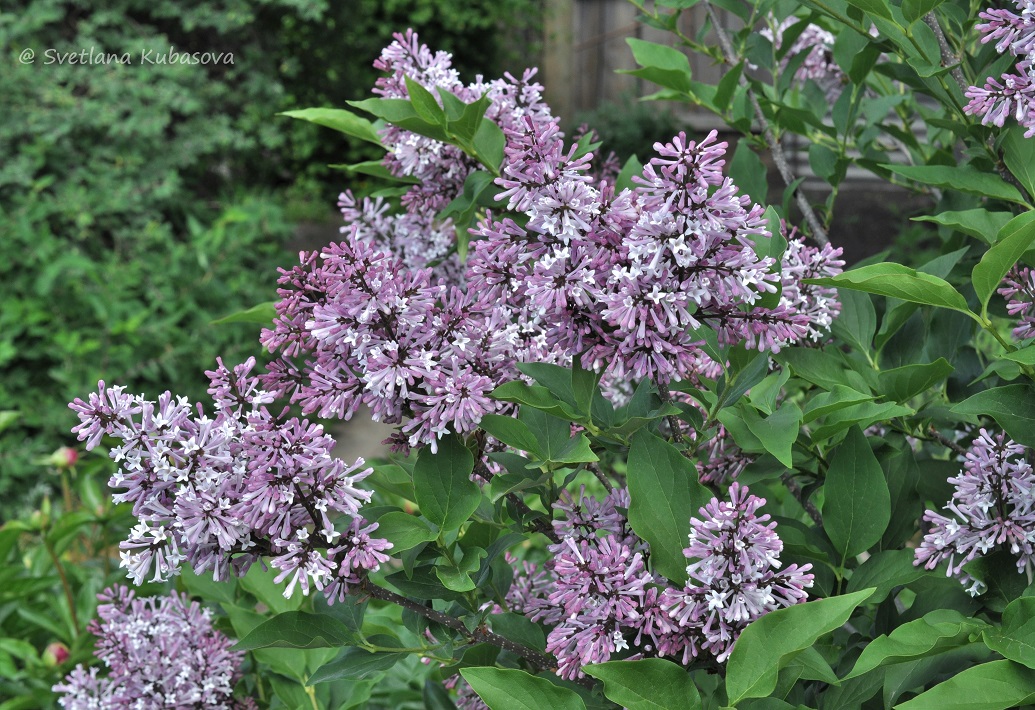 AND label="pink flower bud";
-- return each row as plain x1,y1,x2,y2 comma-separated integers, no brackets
43,642,69,666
